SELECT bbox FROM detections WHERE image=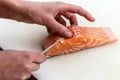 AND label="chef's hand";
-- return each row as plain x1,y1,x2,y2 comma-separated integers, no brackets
0,50,46,80
20,1,95,37
0,1,95,37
